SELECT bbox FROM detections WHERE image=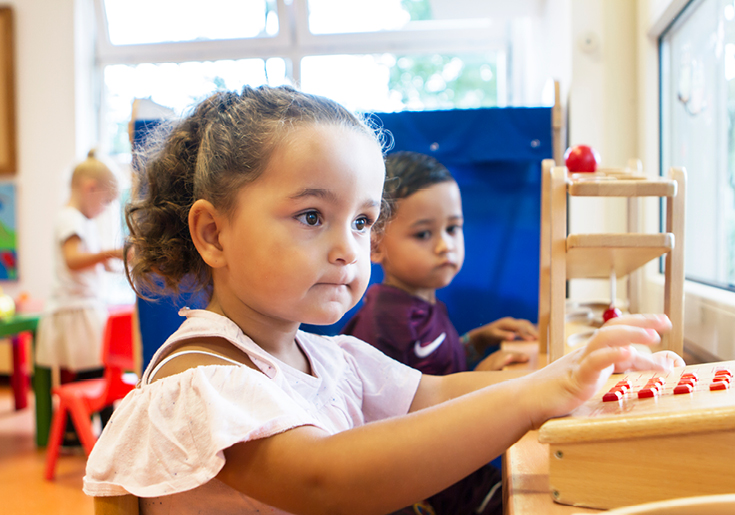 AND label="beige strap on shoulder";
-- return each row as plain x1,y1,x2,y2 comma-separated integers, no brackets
148,344,253,383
